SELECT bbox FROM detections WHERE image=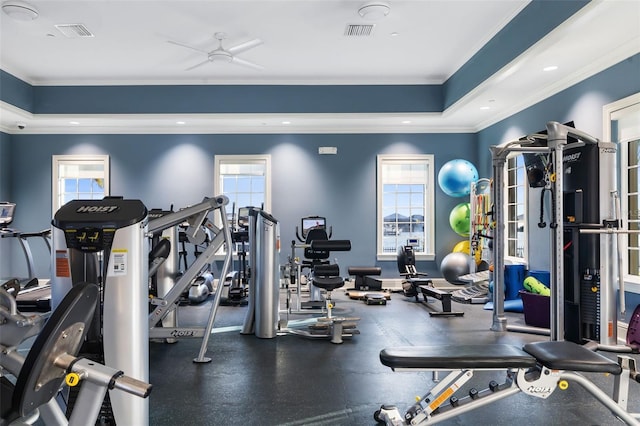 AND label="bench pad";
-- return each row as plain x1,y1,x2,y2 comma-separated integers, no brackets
380,344,537,370
348,266,382,276
523,341,622,374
